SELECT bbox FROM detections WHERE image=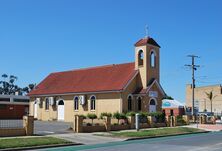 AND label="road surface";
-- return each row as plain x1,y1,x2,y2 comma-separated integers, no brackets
40,131,222,151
